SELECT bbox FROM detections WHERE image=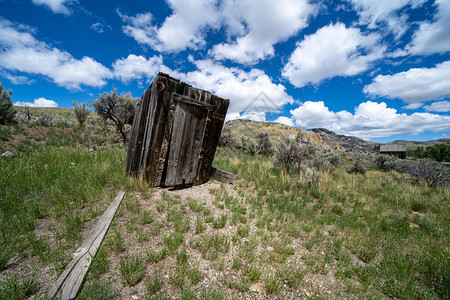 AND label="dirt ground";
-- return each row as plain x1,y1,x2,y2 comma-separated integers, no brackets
2,177,353,299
